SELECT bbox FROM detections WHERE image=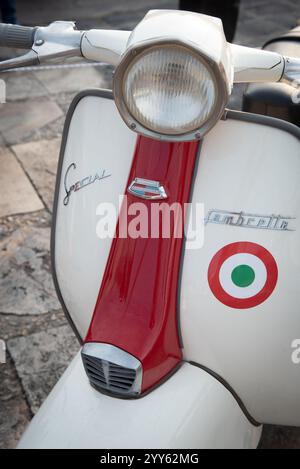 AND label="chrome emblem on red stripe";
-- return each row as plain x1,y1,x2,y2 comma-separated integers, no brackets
128,177,168,200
